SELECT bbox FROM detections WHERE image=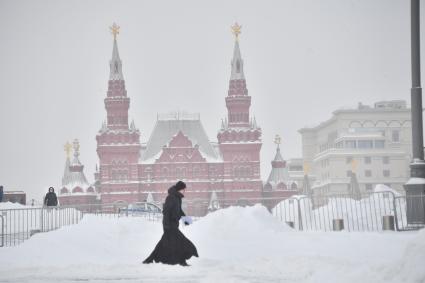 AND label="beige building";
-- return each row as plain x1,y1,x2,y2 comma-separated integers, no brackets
299,100,411,196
